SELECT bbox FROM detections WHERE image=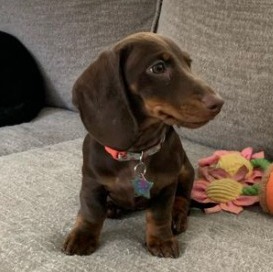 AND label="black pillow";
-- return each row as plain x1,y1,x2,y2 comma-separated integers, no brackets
0,31,45,127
